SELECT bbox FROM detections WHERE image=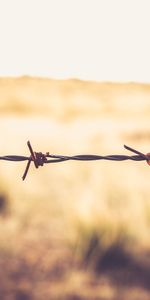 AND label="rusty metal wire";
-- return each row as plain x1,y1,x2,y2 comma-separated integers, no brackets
0,141,150,180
